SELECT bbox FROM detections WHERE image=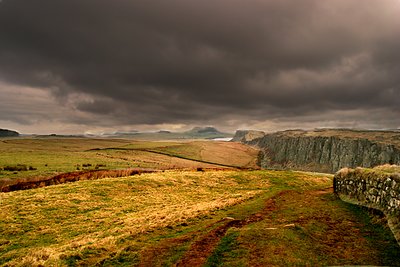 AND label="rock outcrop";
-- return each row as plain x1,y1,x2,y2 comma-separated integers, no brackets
334,166,400,245
231,130,265,142
238,129,400,173
0,129,19,137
